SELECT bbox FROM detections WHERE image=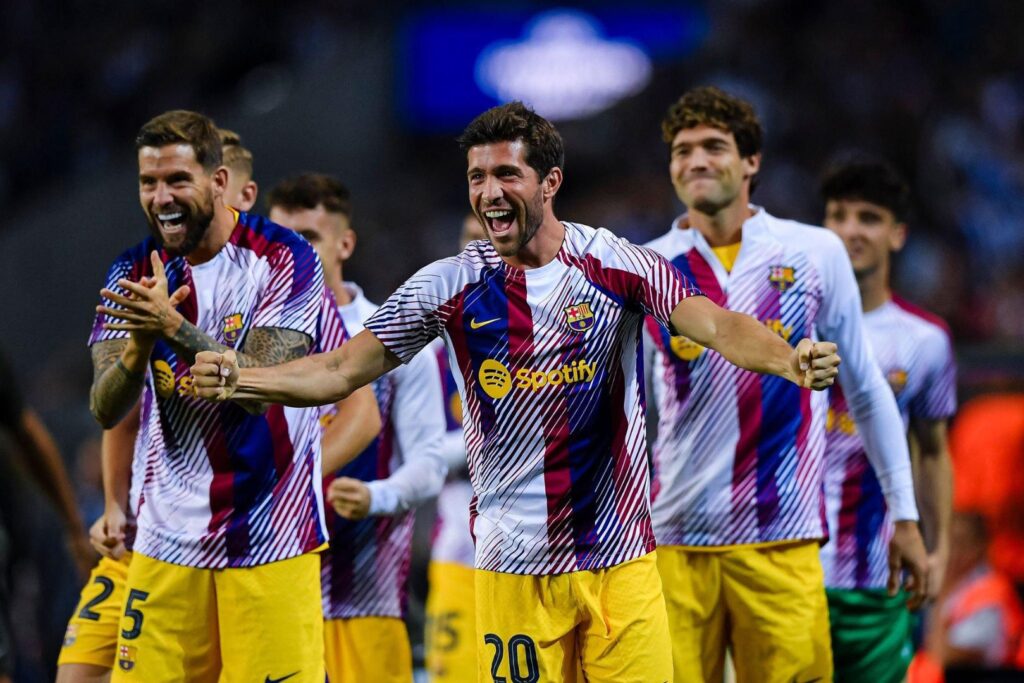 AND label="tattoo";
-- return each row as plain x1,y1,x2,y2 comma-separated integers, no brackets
168,321,311,368
238,327,312,367
90,339,142,427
